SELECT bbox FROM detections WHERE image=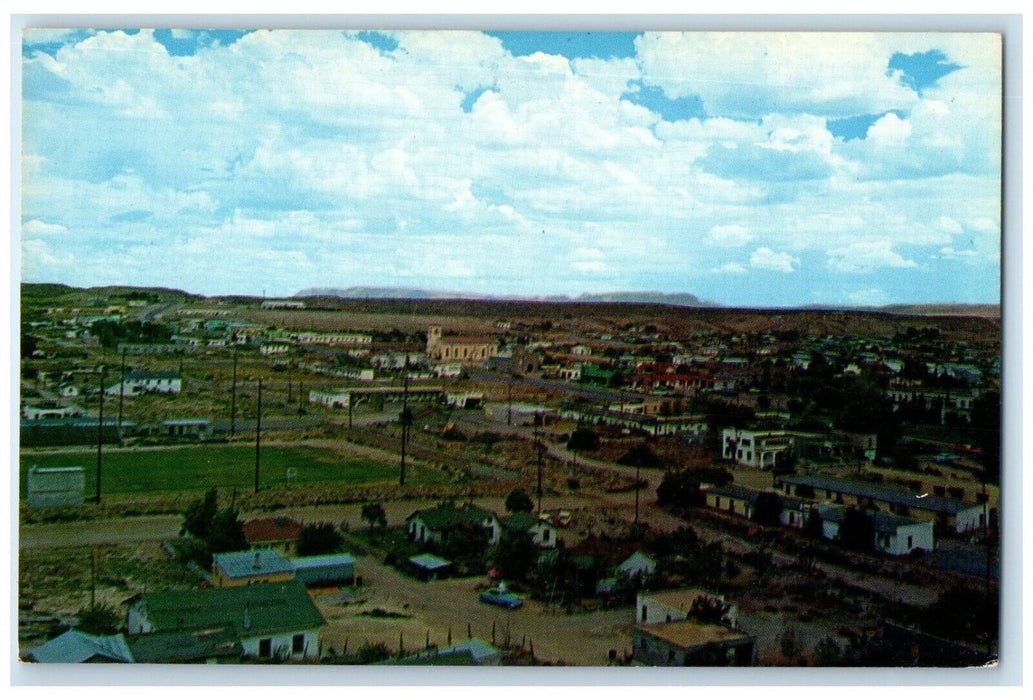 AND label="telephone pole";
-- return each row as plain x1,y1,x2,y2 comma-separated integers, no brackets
399,355,410,486
95,367,105,503
536,430,545,513
230,349,238,437
117,350,126,429
253,378,262,494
